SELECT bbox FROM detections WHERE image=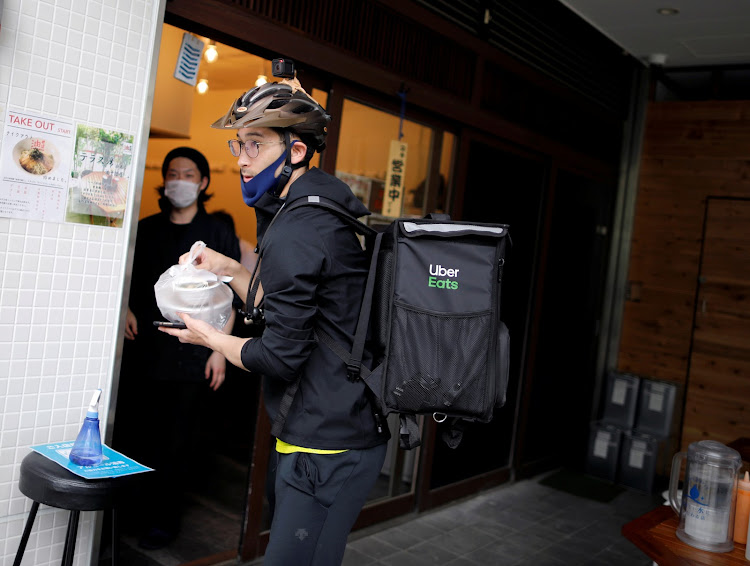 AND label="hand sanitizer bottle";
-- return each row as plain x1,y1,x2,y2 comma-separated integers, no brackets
69,389,104,466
